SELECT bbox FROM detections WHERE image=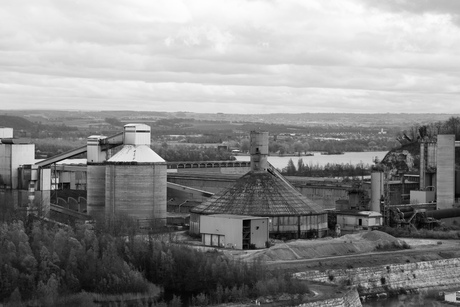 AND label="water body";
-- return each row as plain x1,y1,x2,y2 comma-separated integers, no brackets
234,151,388,170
